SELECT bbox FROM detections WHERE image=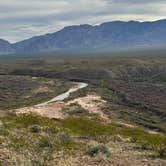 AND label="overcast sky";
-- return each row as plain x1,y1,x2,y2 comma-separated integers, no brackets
1,0,166,43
